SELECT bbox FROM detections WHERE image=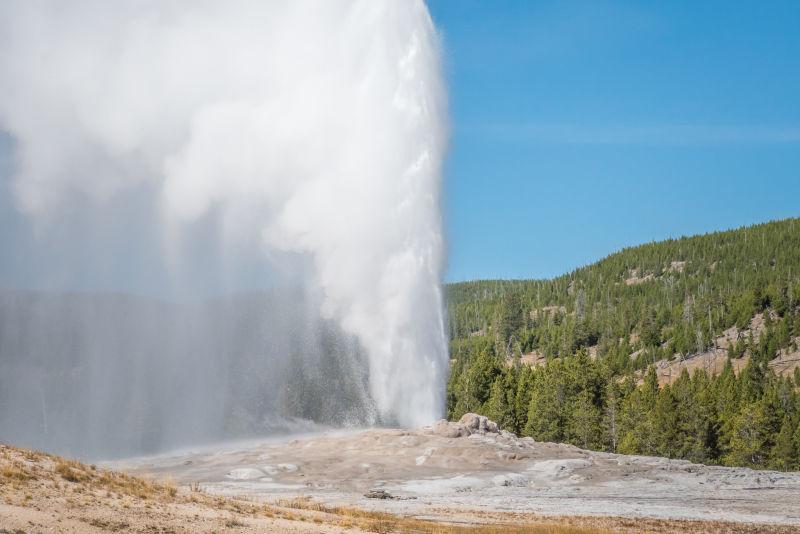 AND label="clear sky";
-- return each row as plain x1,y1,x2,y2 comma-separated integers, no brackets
428,0,800,282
